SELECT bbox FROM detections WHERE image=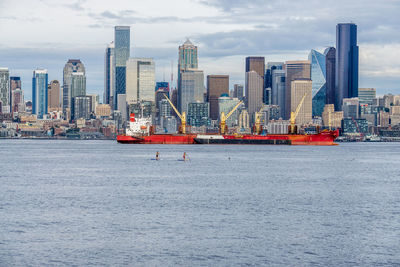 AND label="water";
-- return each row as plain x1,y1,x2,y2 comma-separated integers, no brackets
0,140,399,266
